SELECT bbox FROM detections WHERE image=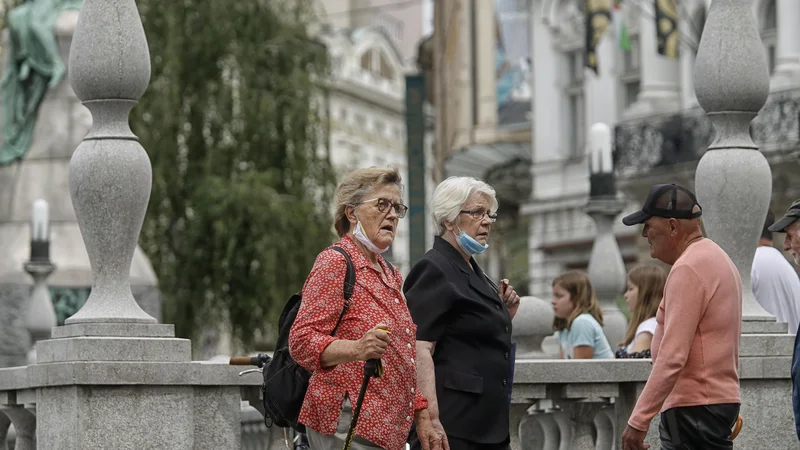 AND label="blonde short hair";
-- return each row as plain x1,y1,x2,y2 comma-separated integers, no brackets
431,176,498,235
334,167,403,237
